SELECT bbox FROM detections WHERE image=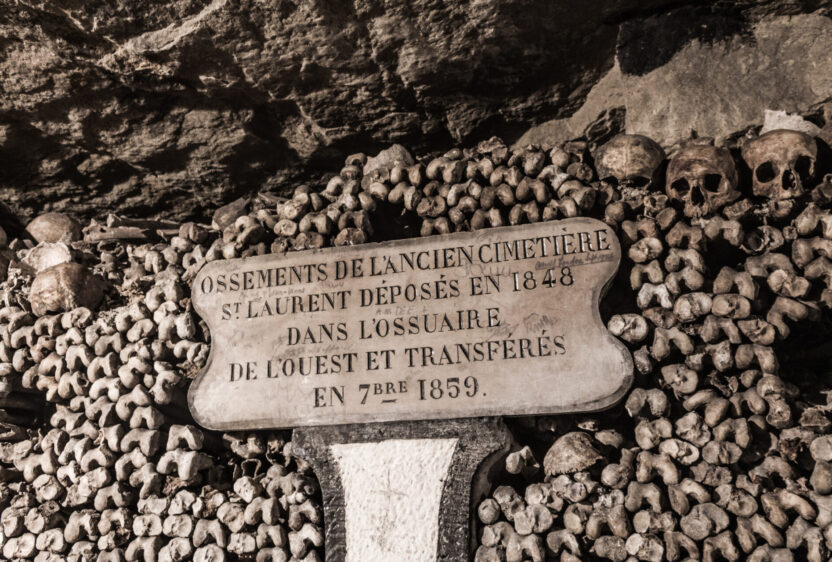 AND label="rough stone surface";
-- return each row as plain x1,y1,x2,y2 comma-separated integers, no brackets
517,12,832,150
332,438,457,561
1,3,831,221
